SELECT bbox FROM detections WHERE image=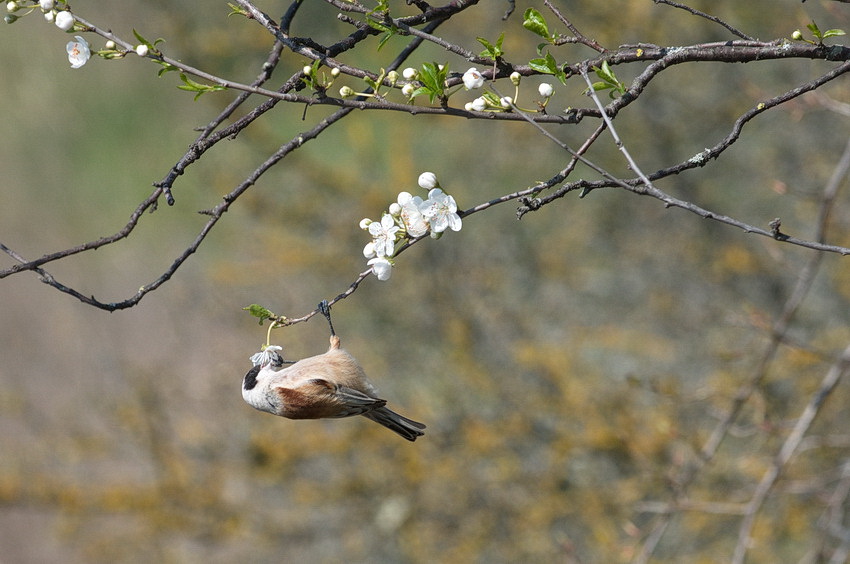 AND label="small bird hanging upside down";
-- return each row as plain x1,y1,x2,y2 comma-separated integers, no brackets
242,301,426,441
